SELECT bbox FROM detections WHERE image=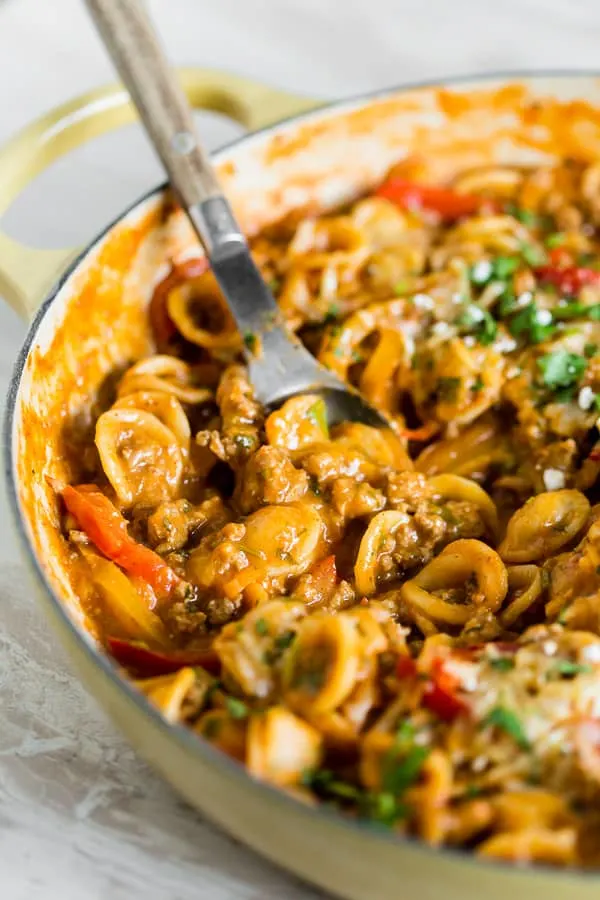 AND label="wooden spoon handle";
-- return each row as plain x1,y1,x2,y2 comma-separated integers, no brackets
85,0,229,229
